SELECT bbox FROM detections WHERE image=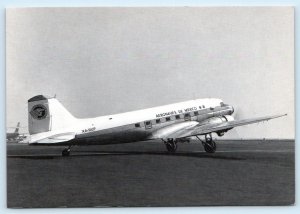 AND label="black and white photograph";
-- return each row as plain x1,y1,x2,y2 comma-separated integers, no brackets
6,7,294,208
